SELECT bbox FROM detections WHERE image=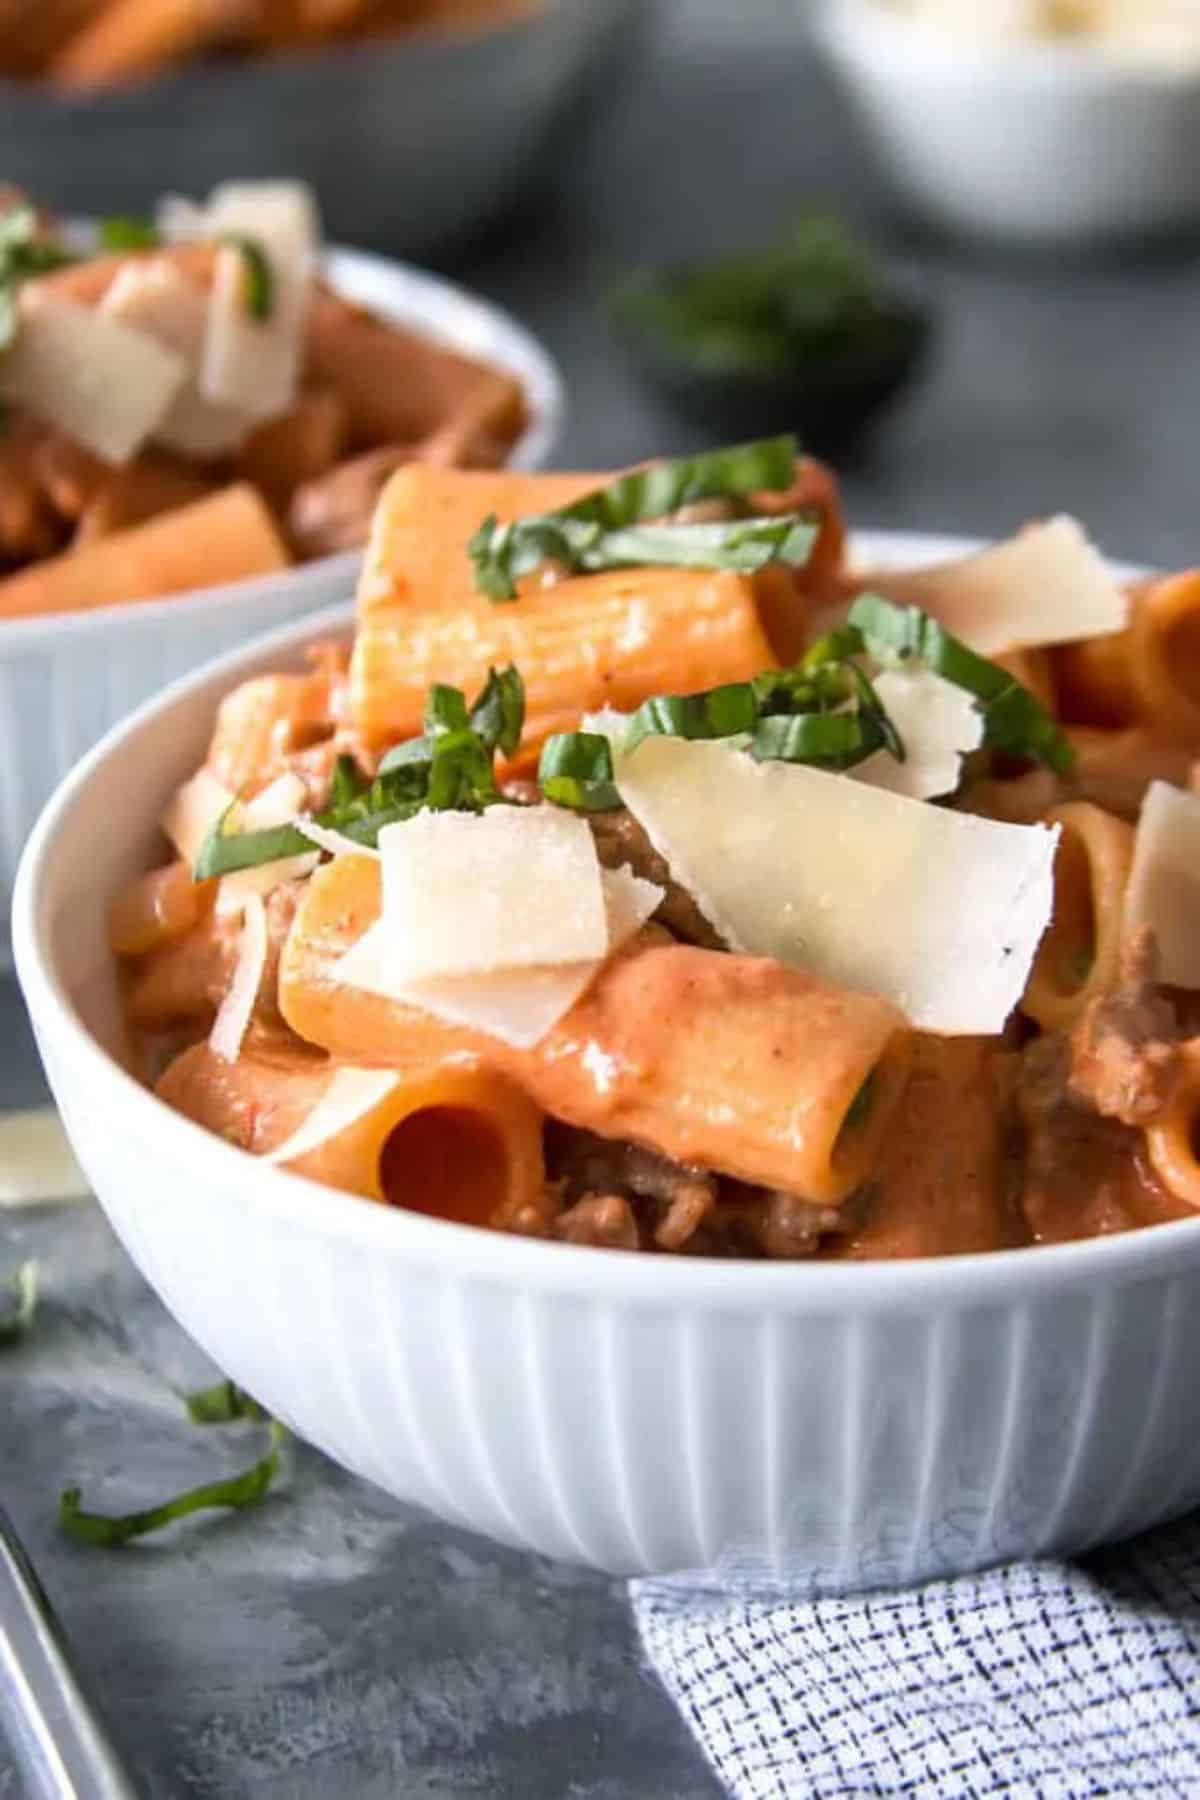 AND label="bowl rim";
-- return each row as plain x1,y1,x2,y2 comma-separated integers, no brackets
815,0,1200,86
15,532,1200,1311
0,239,565,655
